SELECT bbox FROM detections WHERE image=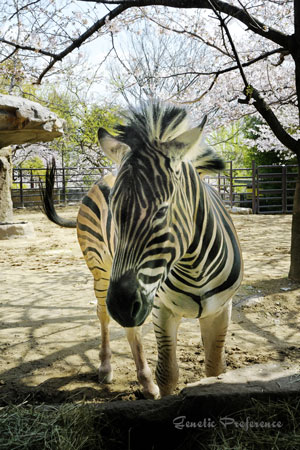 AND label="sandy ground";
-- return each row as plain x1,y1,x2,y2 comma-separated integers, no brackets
0,207,299,405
